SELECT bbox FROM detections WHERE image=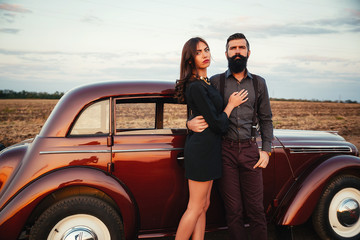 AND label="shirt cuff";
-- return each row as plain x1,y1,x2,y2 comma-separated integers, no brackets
262,141,272,153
